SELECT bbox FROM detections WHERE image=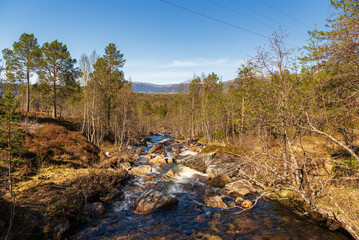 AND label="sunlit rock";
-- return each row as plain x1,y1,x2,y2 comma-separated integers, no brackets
129,165,152,176
134,189,179,214
221,179,256,197
204,195,228,209
149,155,166,165
241,200,253,208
